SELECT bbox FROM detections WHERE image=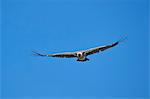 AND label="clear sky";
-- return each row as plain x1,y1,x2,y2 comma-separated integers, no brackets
1,0,149,99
